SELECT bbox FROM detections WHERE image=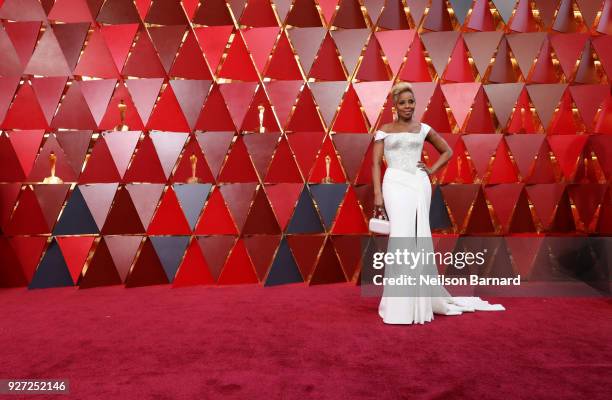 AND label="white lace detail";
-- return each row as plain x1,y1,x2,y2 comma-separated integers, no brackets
375,123,430,174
